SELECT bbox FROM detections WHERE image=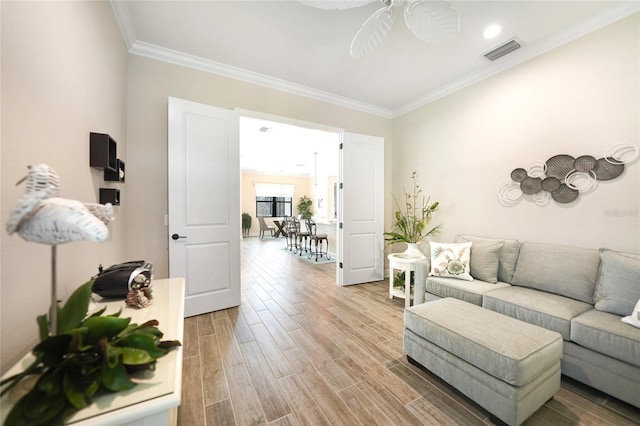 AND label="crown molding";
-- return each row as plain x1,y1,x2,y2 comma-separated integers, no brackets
129,41,394,119
393,2,640,117
109,0,136,51
111,1,638,120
